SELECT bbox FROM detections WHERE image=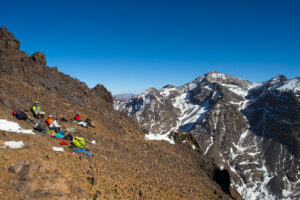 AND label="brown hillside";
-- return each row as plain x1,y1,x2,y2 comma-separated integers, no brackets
0,27,239,200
